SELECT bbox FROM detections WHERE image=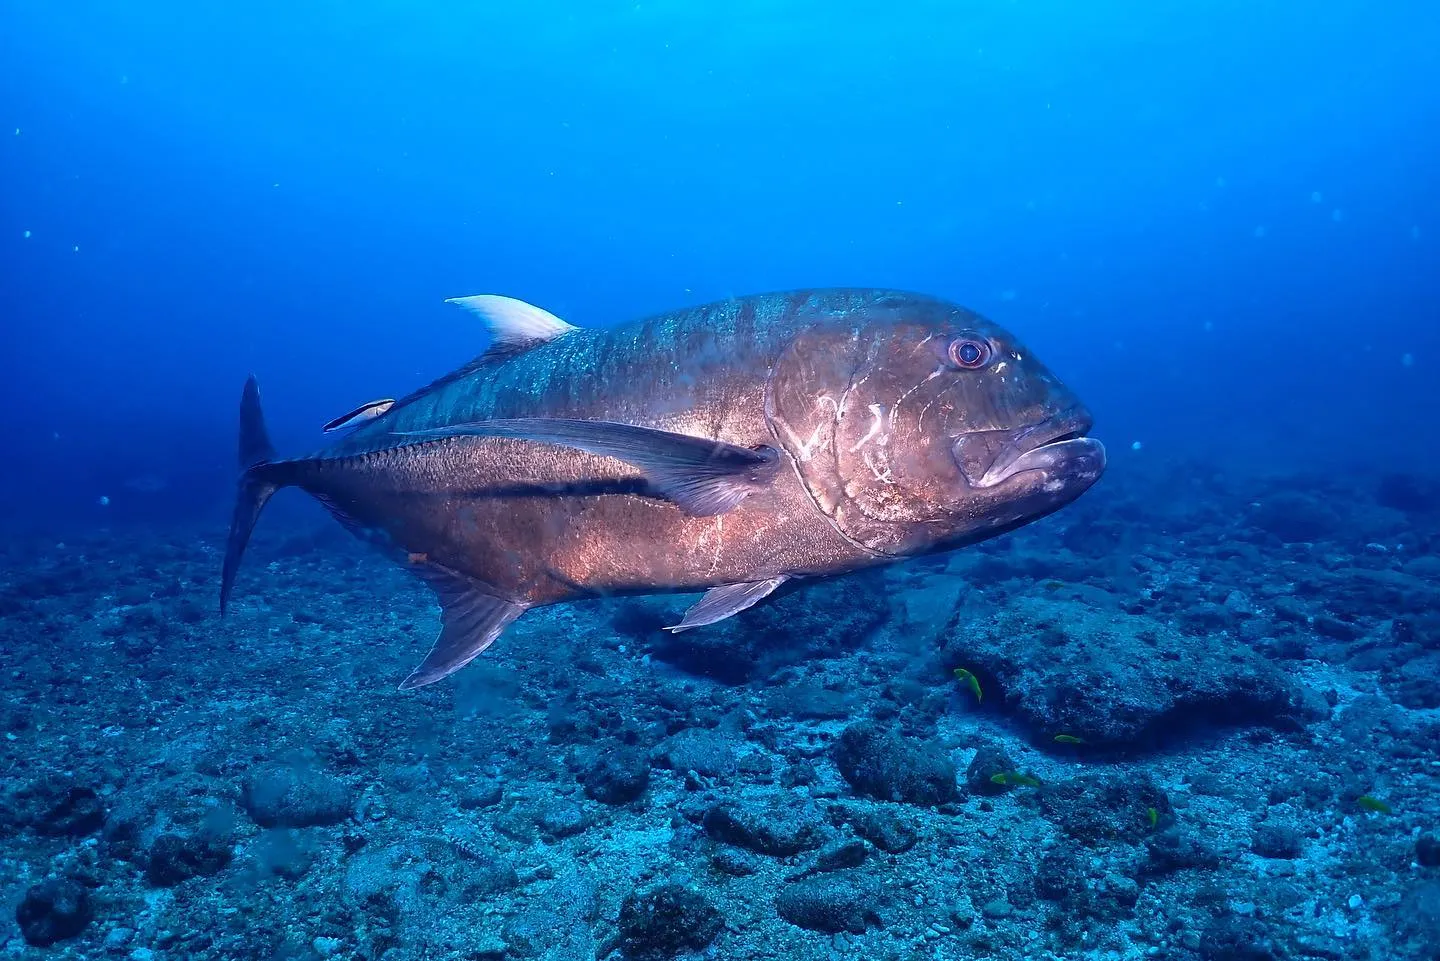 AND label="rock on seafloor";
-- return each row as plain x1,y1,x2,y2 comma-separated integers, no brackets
775,872,884,934
941,591,1318,748
833,722,958,804
15,878,93,946
618,883,725,960
240,761,354,828
702,793,826,856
